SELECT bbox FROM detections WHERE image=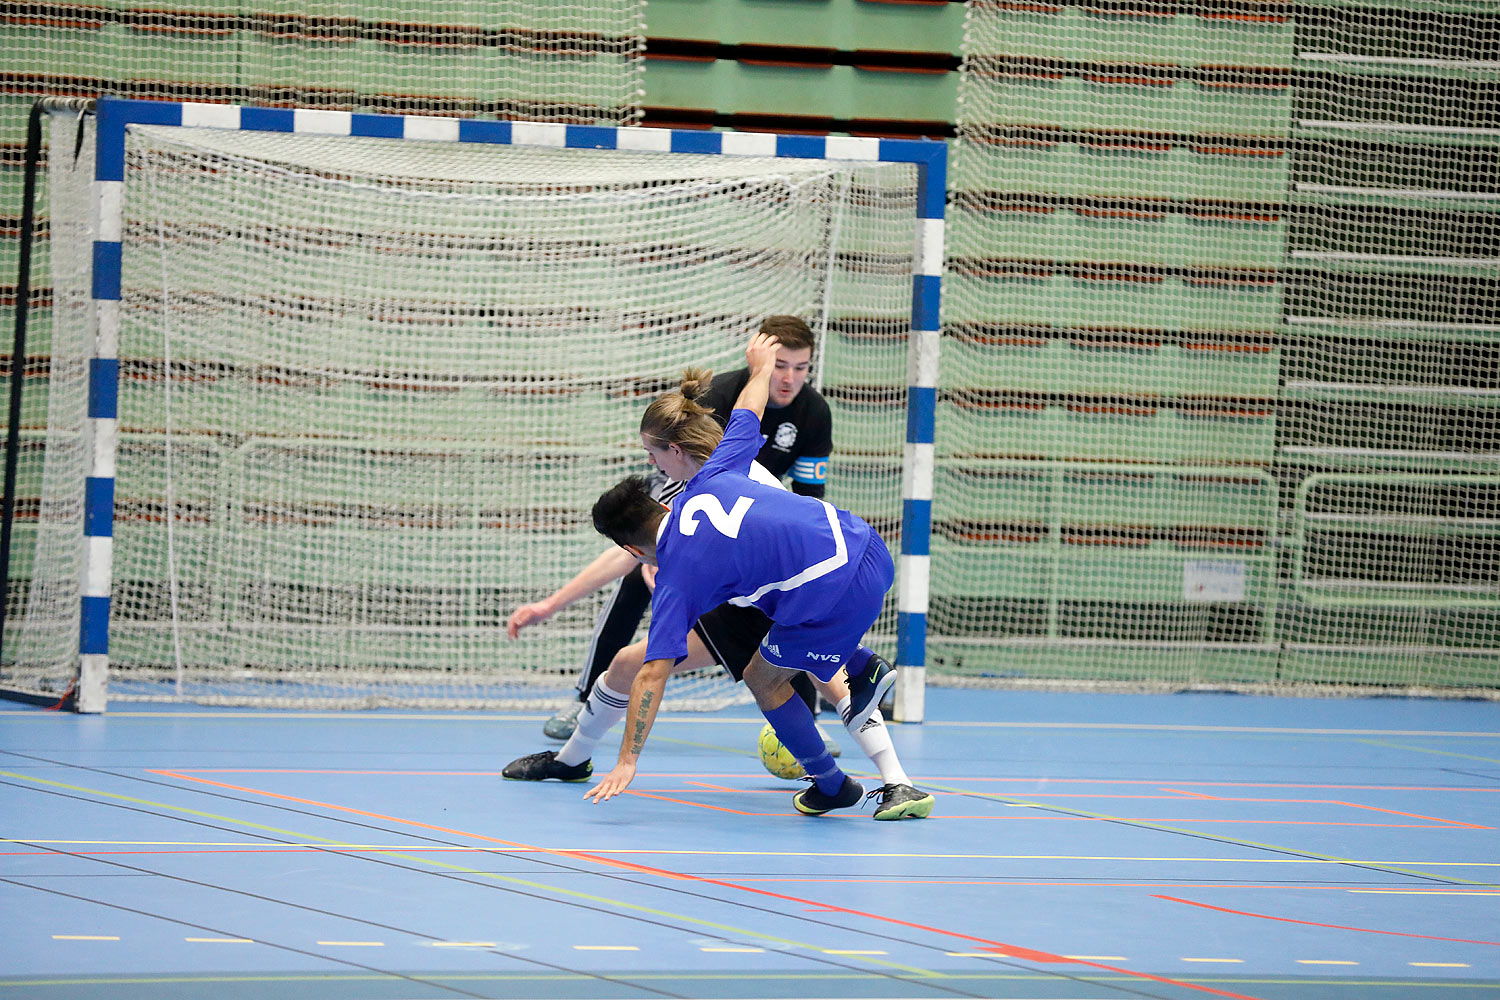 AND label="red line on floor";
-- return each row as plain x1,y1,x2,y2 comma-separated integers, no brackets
147,768,1269,1000
1331,800,1492,830
146,769,655,876
1160,787,1221,799
1155,895,1500,946
623,791,768,815
157,769,1500,794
